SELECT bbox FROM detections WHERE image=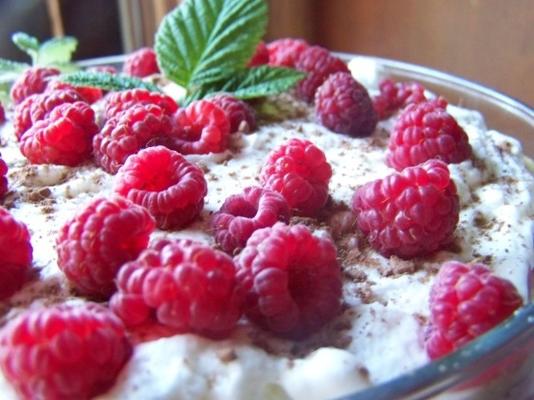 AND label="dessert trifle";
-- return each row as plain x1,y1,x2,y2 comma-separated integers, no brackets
0,1,532,399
